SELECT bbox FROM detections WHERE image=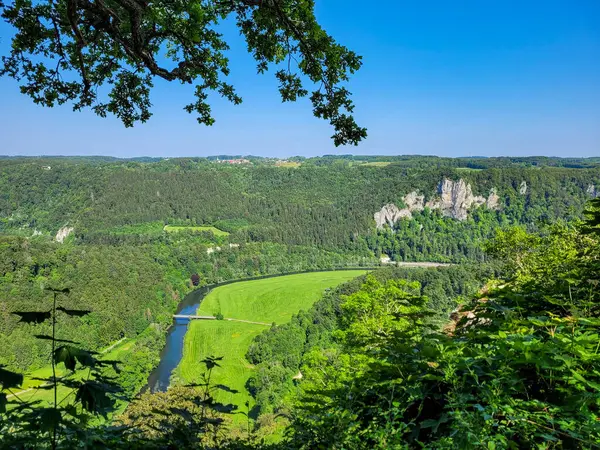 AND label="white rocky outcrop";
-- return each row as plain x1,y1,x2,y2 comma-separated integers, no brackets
206,243,240,254
403,191,425,212
374,191,426,228
486,188,500,210
587,184,598,198
374,204,412,228
519,181,528,195
374,179,501,228
425,179,497,221
55,226,74,243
